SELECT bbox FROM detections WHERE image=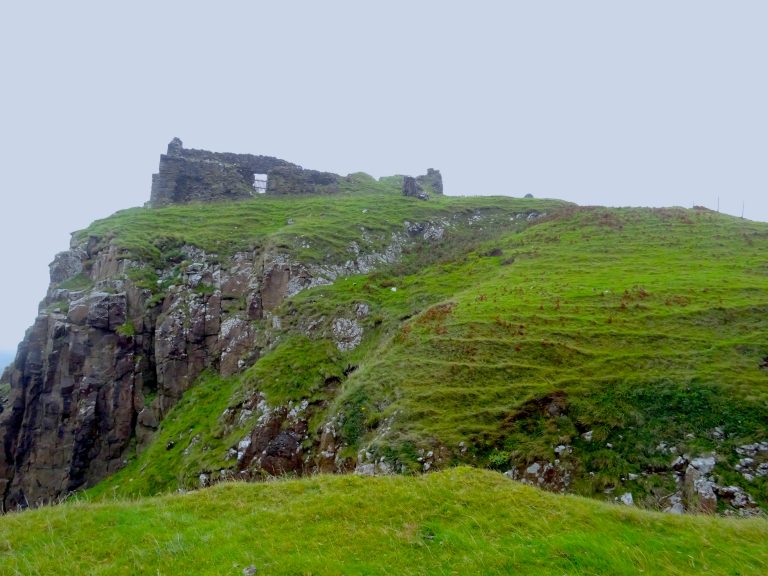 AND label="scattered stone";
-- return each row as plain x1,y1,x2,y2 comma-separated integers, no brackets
517,460,571,492
237,437,252,462
526,463,541,475
353,460,393,476
663,493,685,514
355,463,376,476
689,455,716,474
405,222,426,235
693,477,718,512
554,445,572,457
332,318,363,351
243,565,257,576
422,222,447,241
684,461,718,513
734,450,768,482
736,457,755,470
735,442,768,457
670,455,689,471
620,492,634,506
581,430,593,442
355,303,370,318
717,485,757,510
